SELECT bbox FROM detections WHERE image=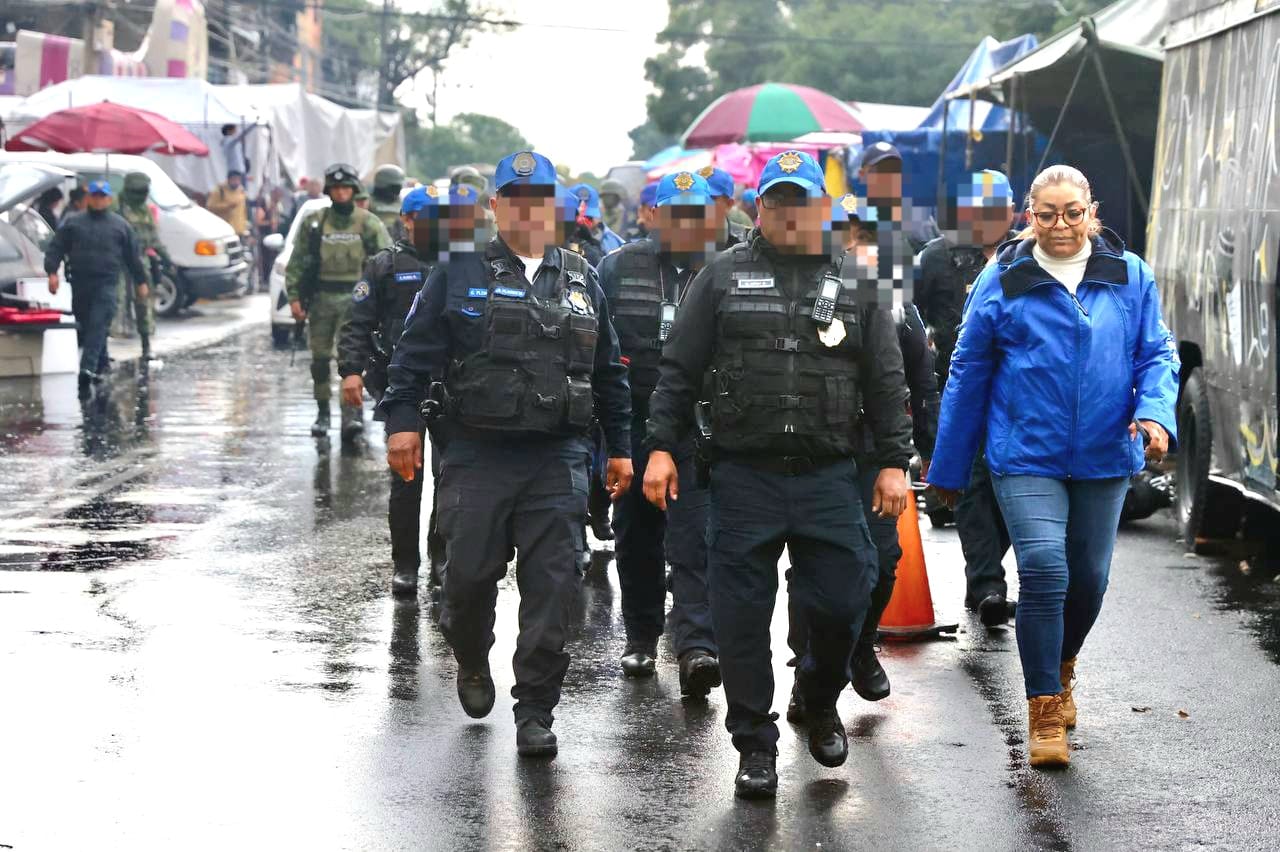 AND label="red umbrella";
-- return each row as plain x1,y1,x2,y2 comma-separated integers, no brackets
4,101,209,156
682,83,864,149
